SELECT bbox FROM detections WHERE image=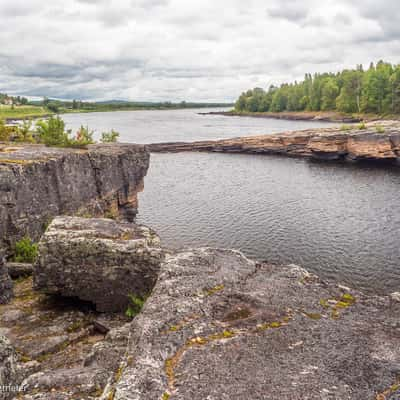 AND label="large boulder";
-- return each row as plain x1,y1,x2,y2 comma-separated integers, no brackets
111,248,400,400
33,217,163,312
0,256,12,305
